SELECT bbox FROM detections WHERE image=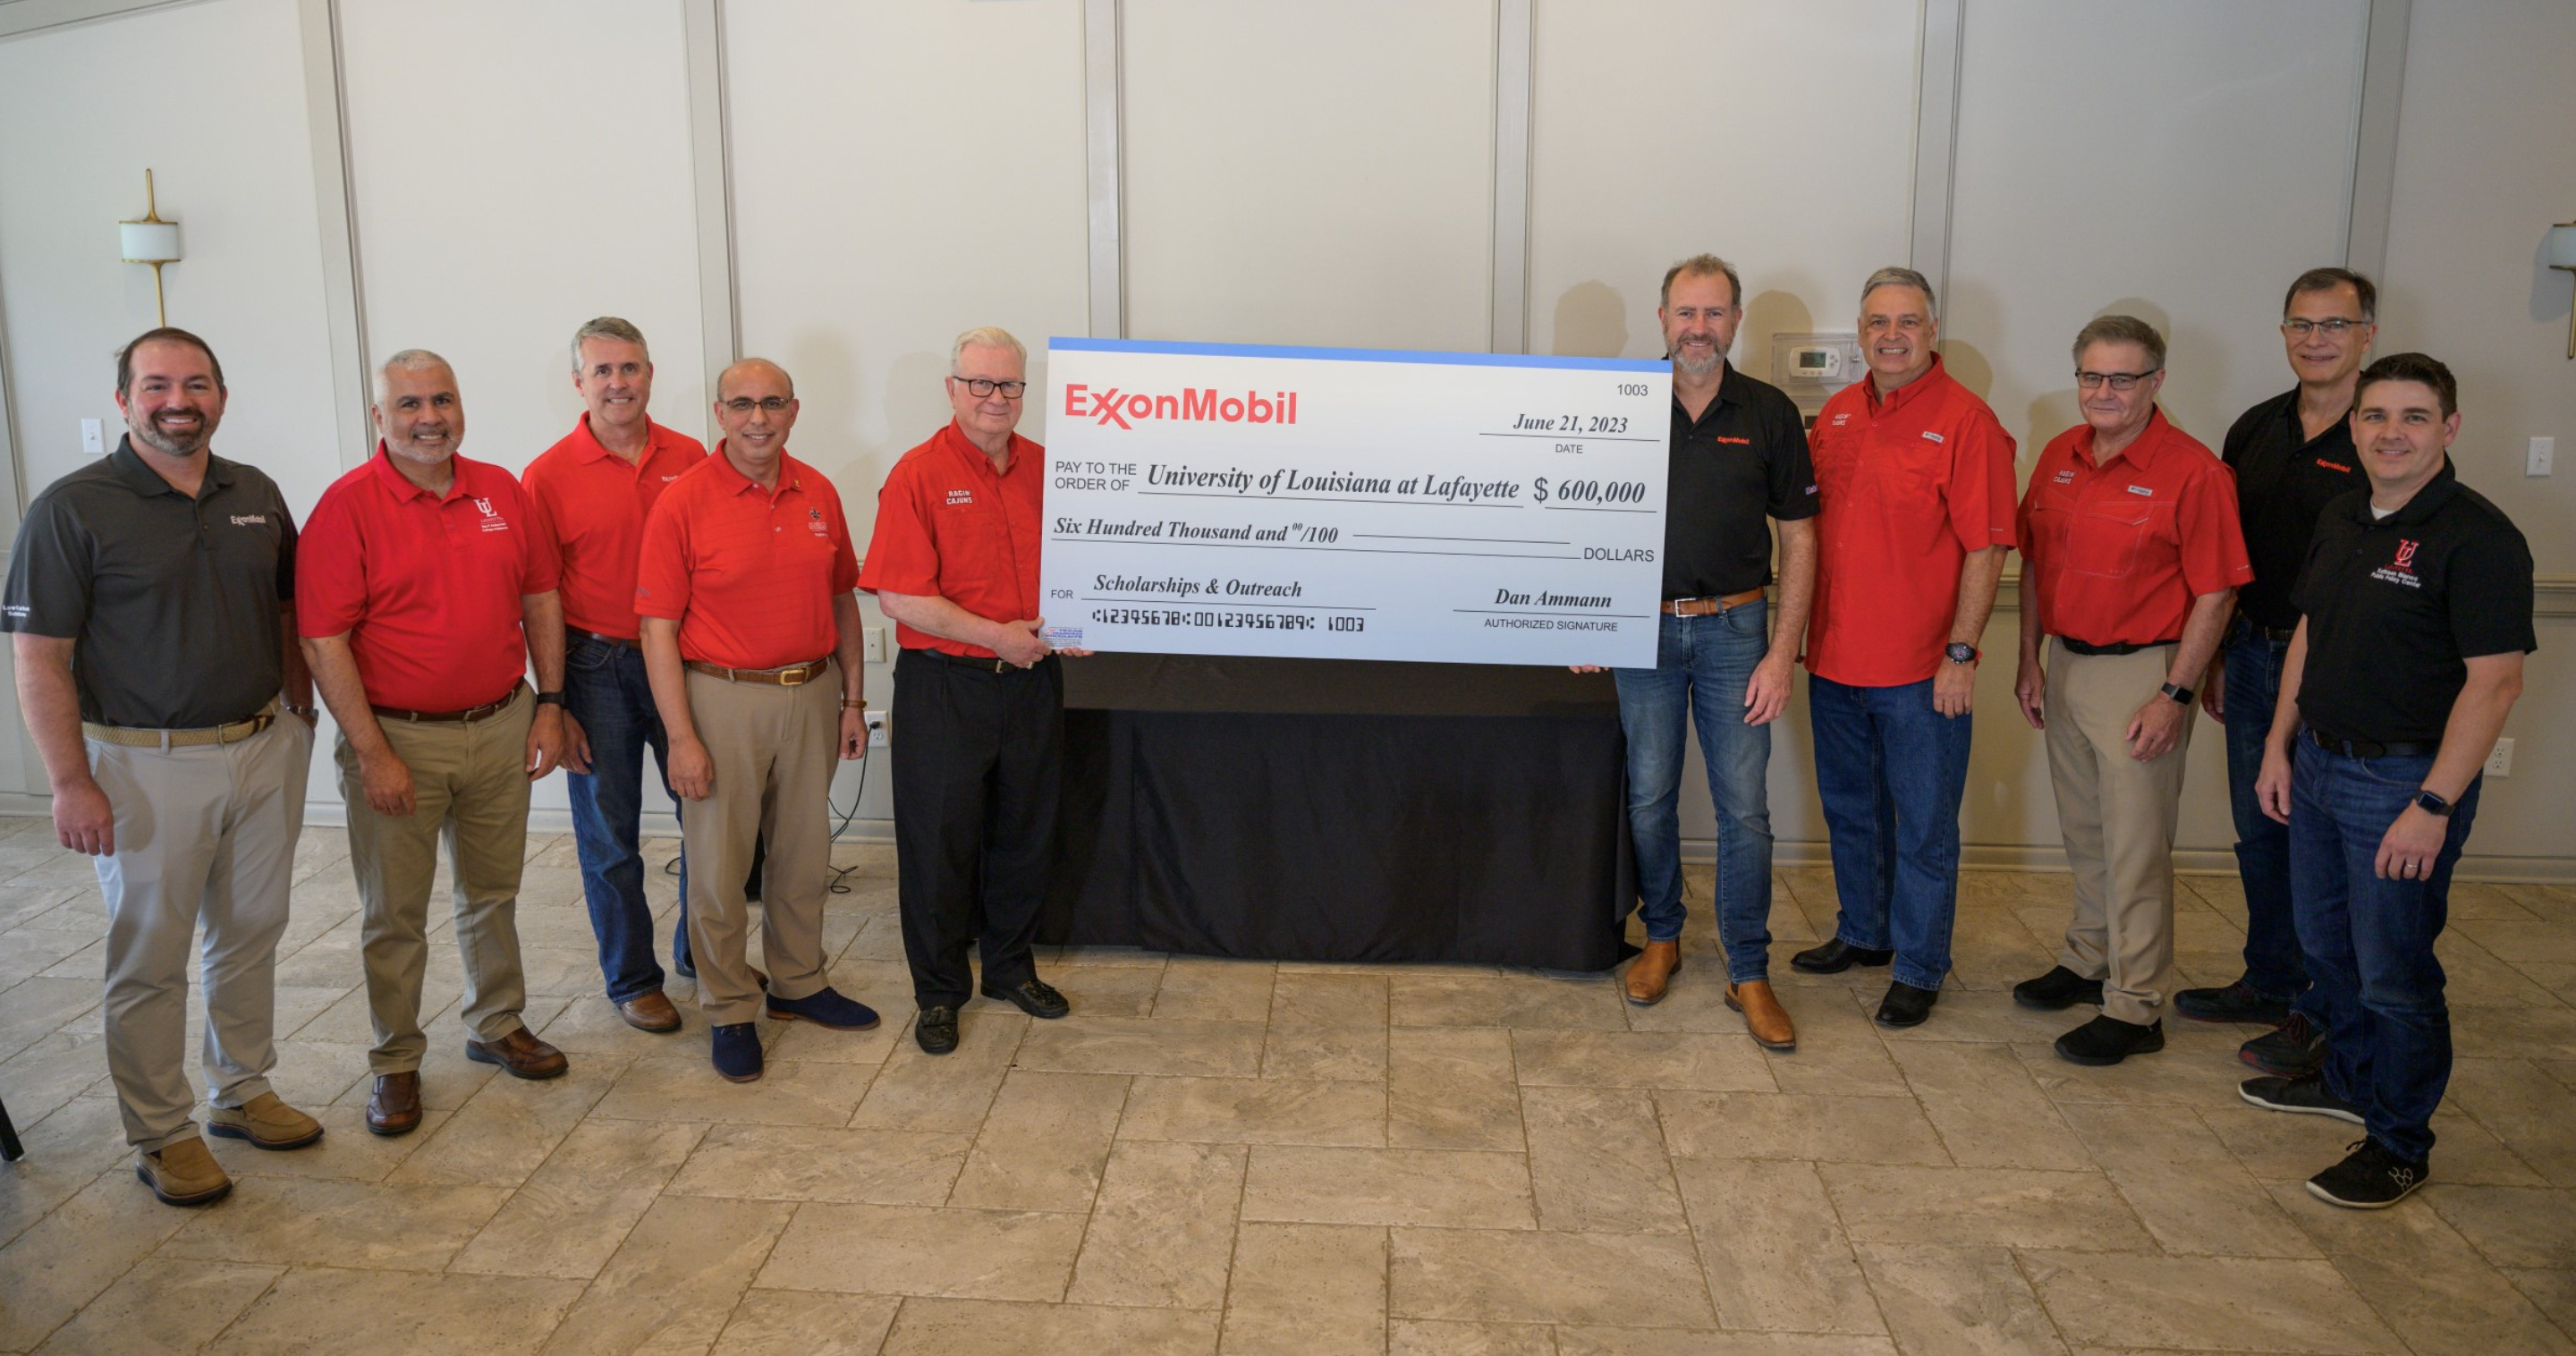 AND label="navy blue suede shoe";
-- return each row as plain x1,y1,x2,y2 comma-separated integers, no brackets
766,987,881,1031
710,1022,764,1083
